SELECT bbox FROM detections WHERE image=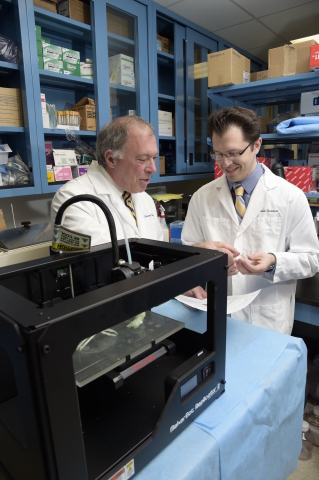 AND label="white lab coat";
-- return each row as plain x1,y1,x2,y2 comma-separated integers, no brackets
182,165,319,334
51,161,163,246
